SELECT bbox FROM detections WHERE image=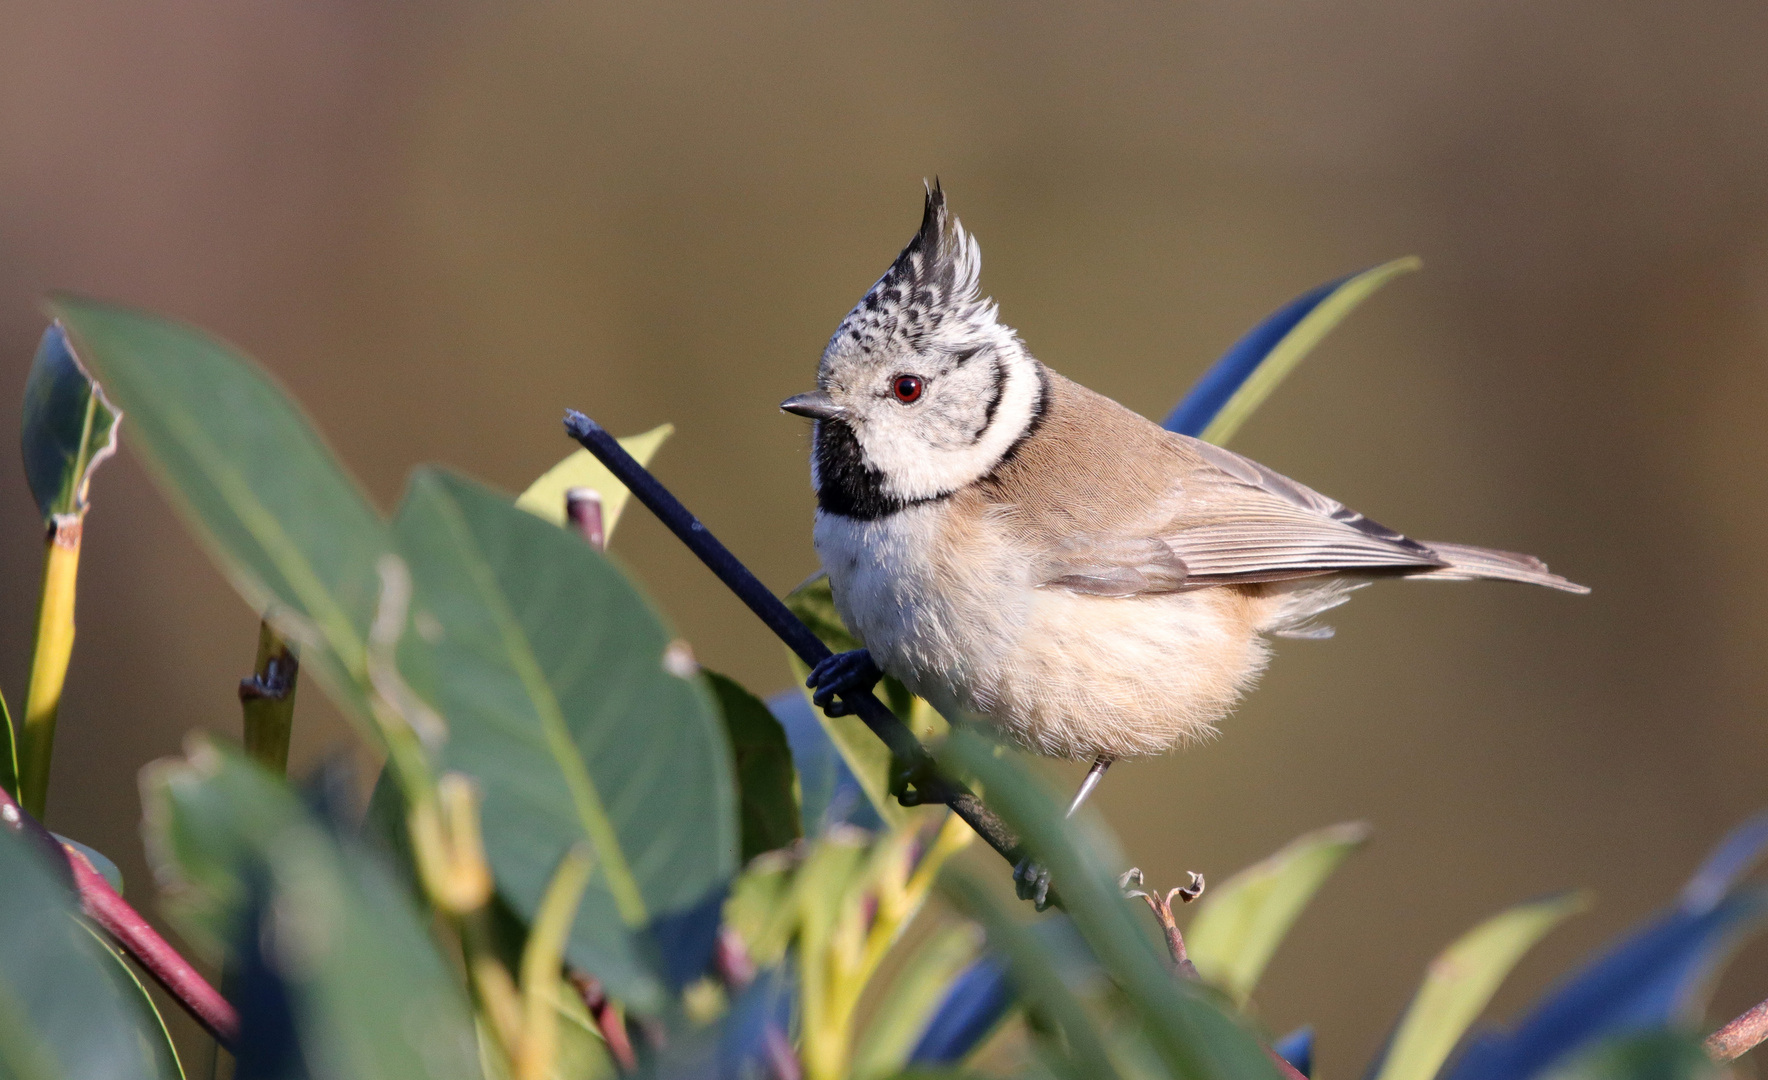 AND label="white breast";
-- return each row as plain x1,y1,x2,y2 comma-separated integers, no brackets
814,503,1024,719
814,502,1303,761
